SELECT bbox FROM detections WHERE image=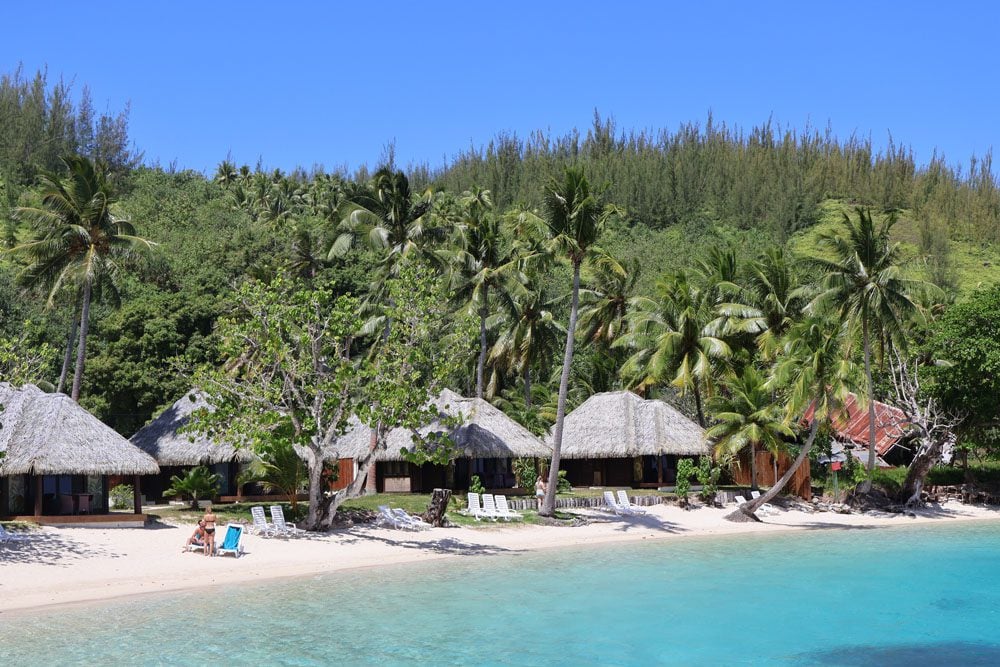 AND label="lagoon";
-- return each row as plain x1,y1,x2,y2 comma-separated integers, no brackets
3,521,1000,665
